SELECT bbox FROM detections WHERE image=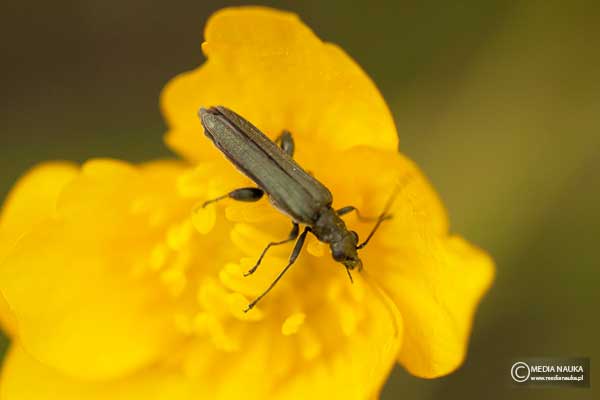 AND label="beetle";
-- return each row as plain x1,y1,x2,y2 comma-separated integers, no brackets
199,106,393,311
